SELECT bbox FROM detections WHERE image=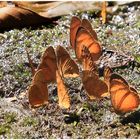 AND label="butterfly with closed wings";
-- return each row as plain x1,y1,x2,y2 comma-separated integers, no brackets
28,46,79,109
81,46,108,100
103,66,140,114
28,46,57,108
70,16,102,62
